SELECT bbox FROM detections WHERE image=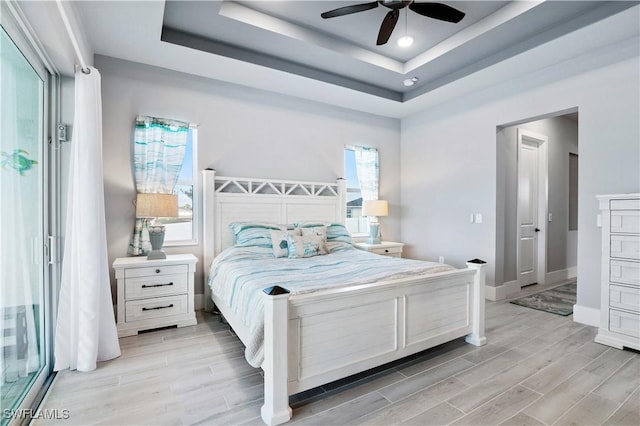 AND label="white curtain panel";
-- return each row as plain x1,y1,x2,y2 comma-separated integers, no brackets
354,146,380,201
54,67,120,372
